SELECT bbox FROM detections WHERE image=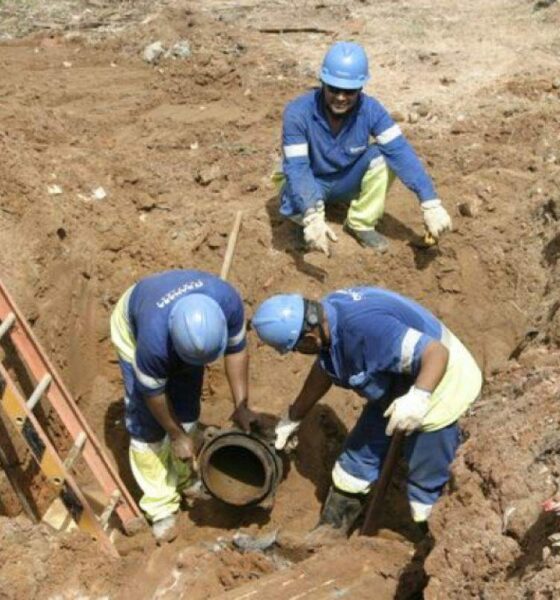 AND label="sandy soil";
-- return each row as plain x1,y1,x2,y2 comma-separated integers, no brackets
0,0,559,598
